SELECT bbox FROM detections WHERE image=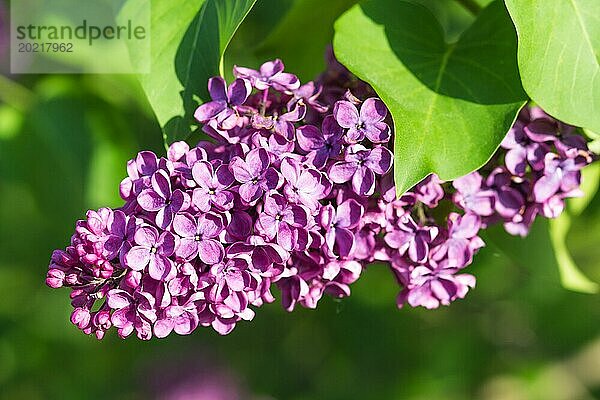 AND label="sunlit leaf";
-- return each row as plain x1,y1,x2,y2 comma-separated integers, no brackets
334,0,526,195
505,0,600,132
